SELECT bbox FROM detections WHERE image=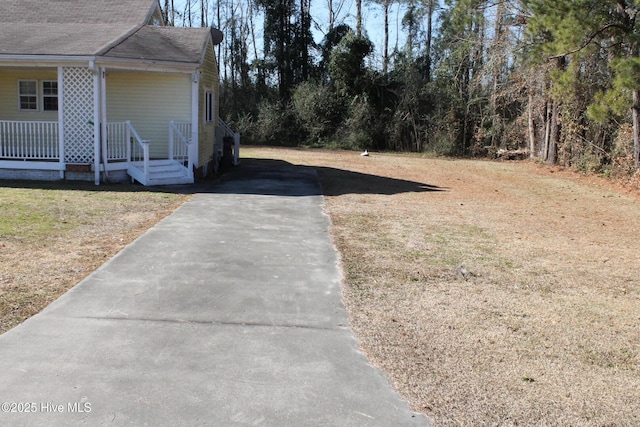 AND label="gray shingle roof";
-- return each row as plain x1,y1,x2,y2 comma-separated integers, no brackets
0,0,214,66
103,27,211,64
0,23,137,56
0,0,158,25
